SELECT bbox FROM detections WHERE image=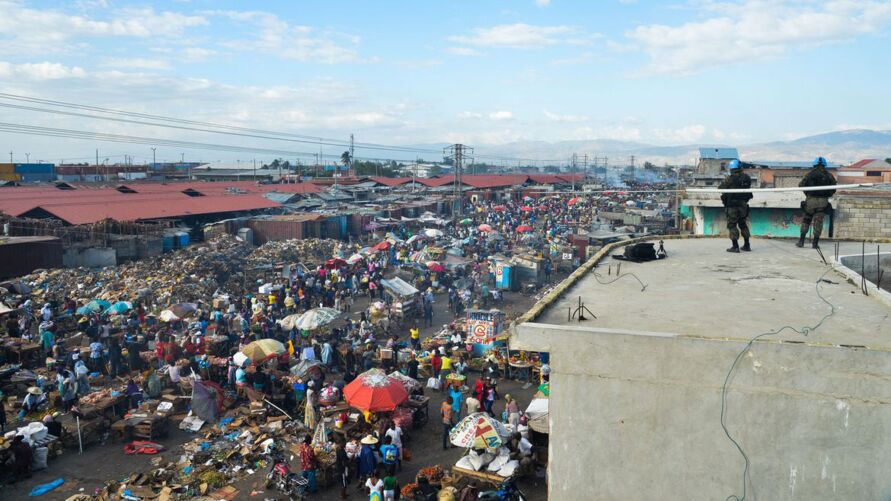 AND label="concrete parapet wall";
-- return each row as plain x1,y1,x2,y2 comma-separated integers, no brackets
514,323,891,501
